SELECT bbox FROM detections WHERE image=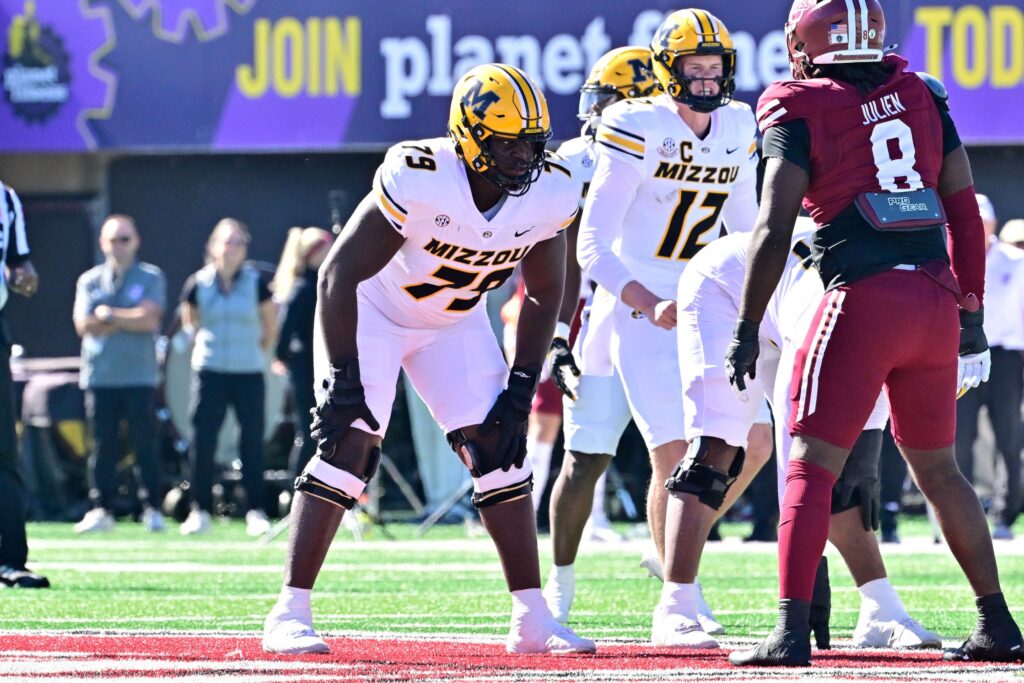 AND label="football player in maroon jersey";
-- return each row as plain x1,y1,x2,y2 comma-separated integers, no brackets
725,0,1023,667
